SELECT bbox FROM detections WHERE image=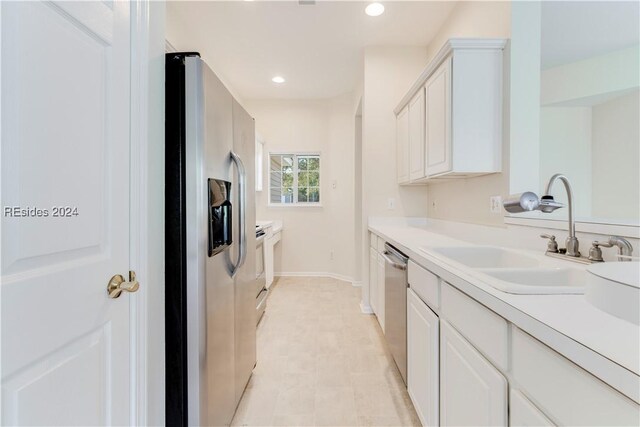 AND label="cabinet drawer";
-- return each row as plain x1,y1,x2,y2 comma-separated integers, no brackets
408,260,439,309
512,327,640,426
377,237,386,253
510,390,554,426
441,282,508,371
370,233,378,249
